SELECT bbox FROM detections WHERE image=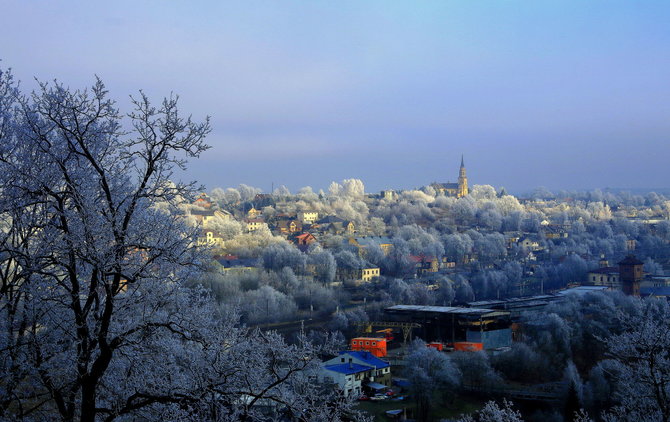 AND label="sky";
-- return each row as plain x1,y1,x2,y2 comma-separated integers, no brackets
1,1,669,194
